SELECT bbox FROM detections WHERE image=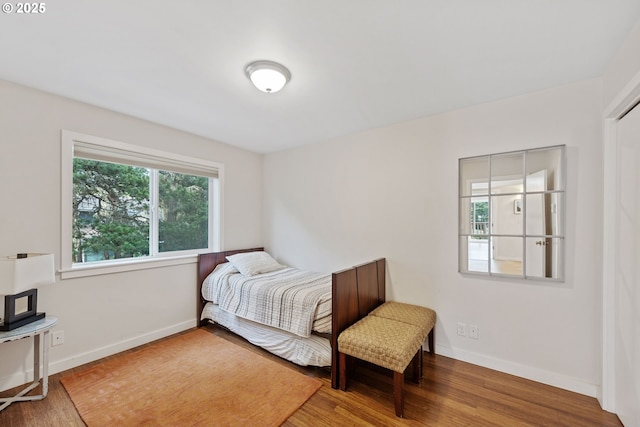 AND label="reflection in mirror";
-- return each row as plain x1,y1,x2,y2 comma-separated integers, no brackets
491,152,524,193
462,235,489,273
15,296,29,315
491,195,523,235
459,146,565,281
491,236,524,275
459,157,489,197
525,238,564,279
